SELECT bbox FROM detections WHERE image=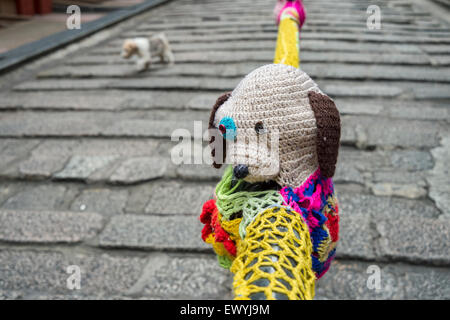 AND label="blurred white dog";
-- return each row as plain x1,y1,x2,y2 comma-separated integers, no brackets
121,33,175,71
